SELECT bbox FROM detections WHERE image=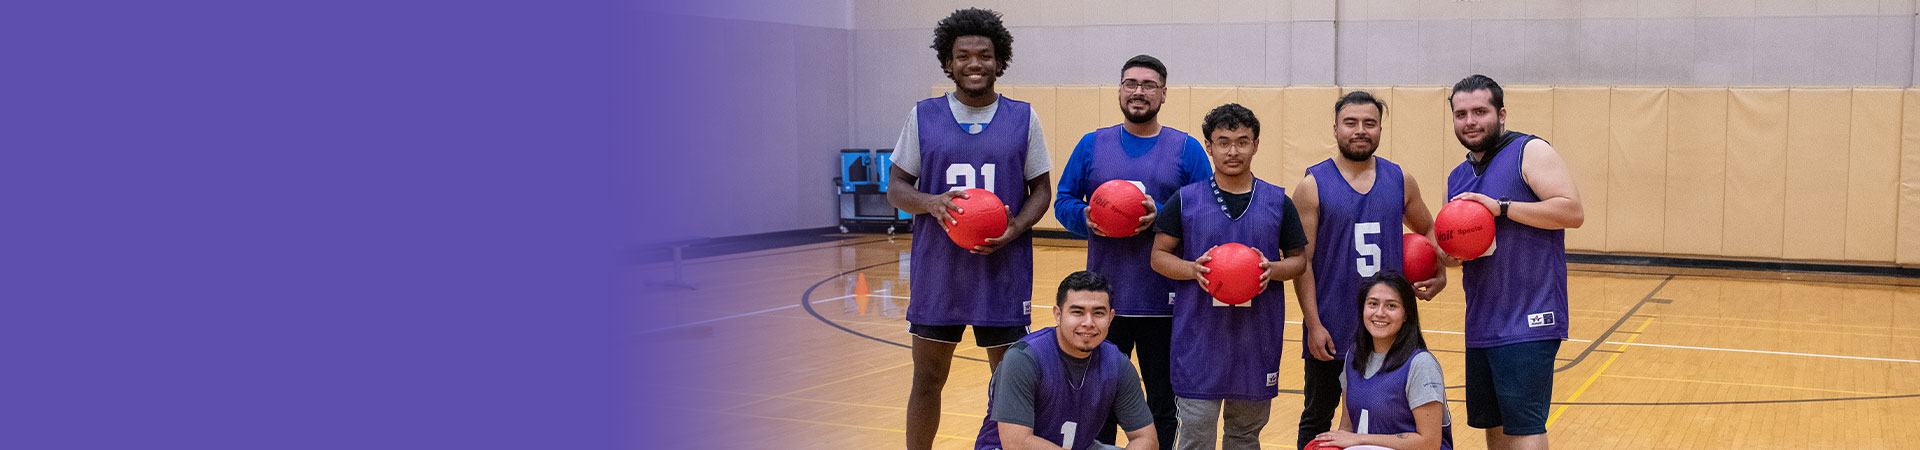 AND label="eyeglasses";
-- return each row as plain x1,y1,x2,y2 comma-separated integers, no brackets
1121,80,1163,92
1211,139,1255,151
